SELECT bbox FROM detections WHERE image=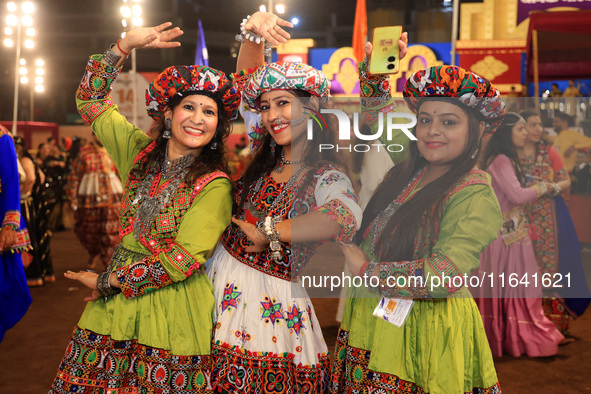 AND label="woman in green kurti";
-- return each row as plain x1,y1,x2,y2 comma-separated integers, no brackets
330,43,506,393
49,24,238,393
